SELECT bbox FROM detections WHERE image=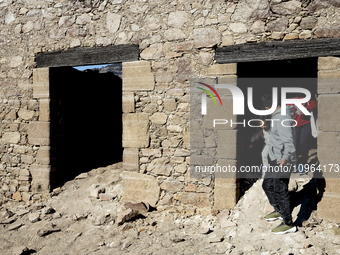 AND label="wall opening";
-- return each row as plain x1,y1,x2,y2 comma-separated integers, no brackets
237,58,318,196
49,63,122,188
